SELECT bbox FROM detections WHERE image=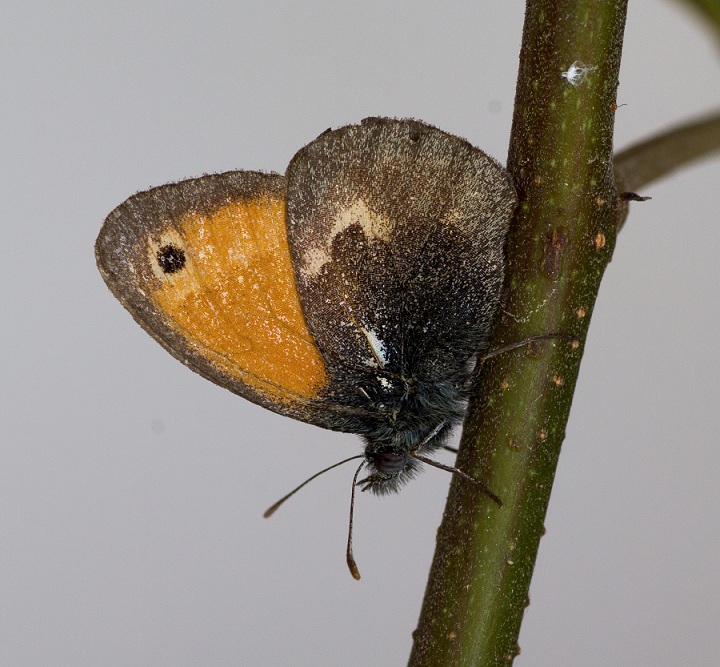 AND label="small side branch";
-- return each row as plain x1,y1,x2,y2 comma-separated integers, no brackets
615,111,720,192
